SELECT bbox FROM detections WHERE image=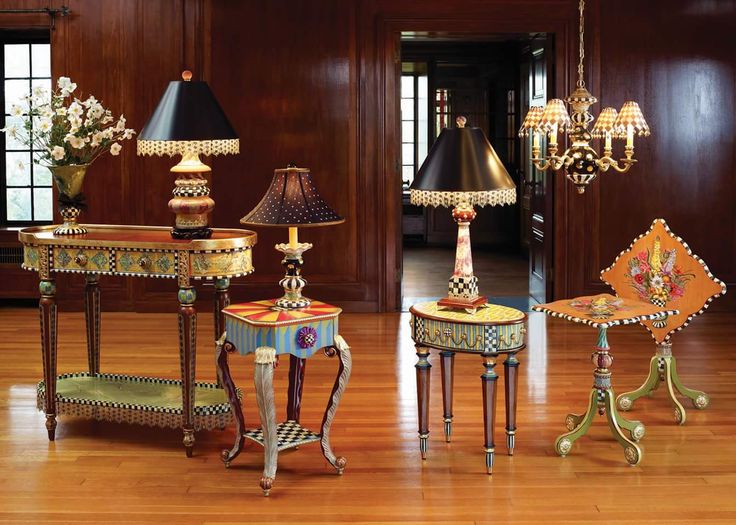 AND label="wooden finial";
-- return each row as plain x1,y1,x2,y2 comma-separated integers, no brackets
182,70,193,81
456,116,467,128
